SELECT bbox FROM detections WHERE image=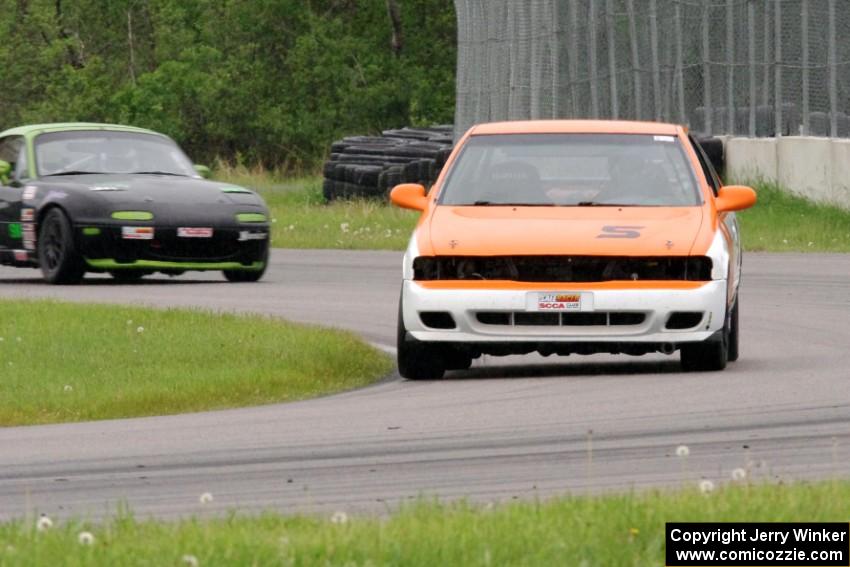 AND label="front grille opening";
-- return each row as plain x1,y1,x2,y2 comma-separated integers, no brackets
419,311,456,329
666,311,704,330
476,311,647,327
413,255,713,282
514,313,560,326
476,312,511,325
561,312,607,326
609,312,646,326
